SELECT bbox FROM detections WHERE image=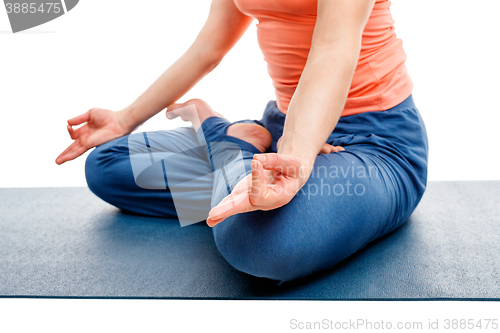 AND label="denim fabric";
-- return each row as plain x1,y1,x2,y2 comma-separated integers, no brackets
85,94,428,285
